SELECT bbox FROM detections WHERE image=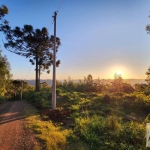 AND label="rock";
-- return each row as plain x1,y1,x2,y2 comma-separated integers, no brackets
123,115,137,121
